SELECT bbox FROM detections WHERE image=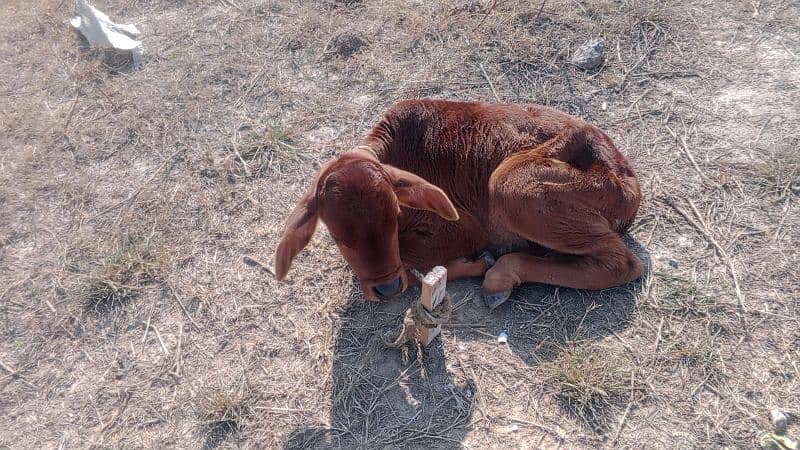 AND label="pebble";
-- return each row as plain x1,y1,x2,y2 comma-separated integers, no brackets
571,37,605,70
771,409,788,432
